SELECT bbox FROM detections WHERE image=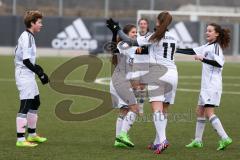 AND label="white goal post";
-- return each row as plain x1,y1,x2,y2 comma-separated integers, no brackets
137,10,240,55
137,10,240,23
